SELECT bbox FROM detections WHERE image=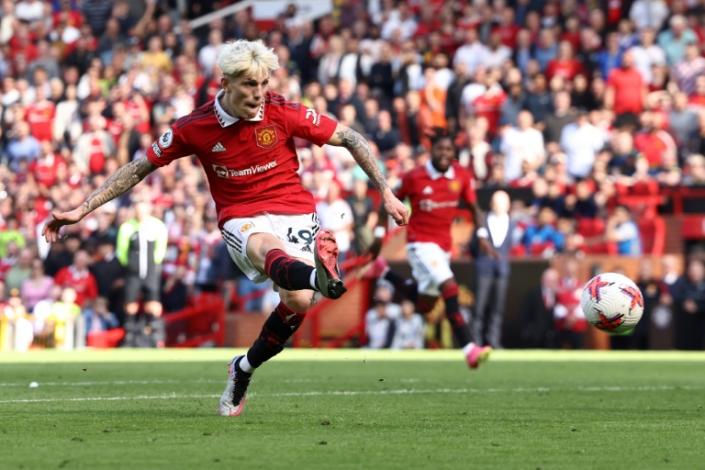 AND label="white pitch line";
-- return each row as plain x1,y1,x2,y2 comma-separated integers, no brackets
0,385,702,405
0,377,353,388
